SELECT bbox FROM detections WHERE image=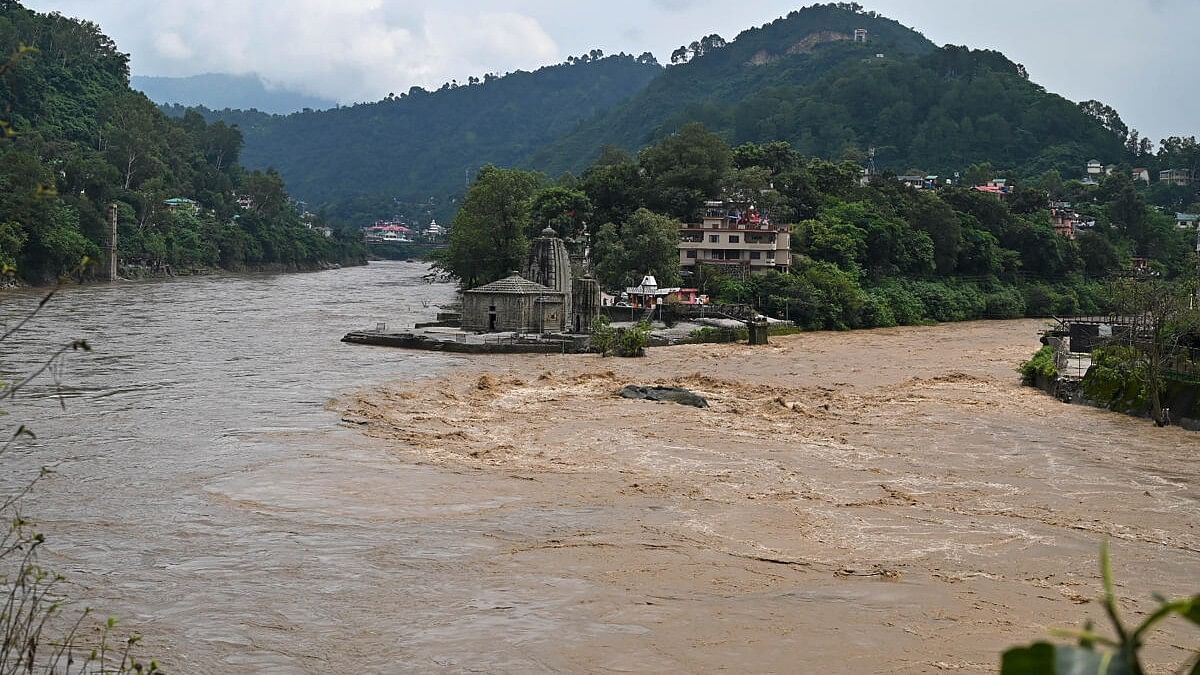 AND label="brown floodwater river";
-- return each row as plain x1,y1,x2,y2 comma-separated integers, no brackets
2,262,1197,674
